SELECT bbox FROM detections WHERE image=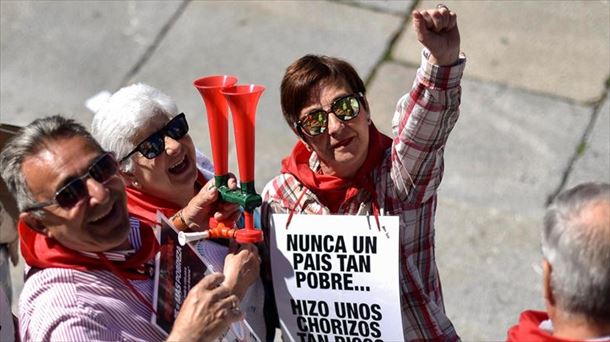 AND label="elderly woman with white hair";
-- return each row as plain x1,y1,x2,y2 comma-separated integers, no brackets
91,83,266,340
92,83,226,228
